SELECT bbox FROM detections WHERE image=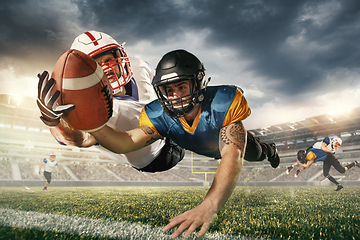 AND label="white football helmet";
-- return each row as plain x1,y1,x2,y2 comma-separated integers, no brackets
70,30,133,95
331,137,342,150
49,152,56,160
